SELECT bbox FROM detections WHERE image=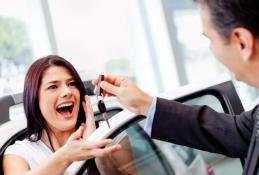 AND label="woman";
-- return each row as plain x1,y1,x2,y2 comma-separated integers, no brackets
3,55,121,174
